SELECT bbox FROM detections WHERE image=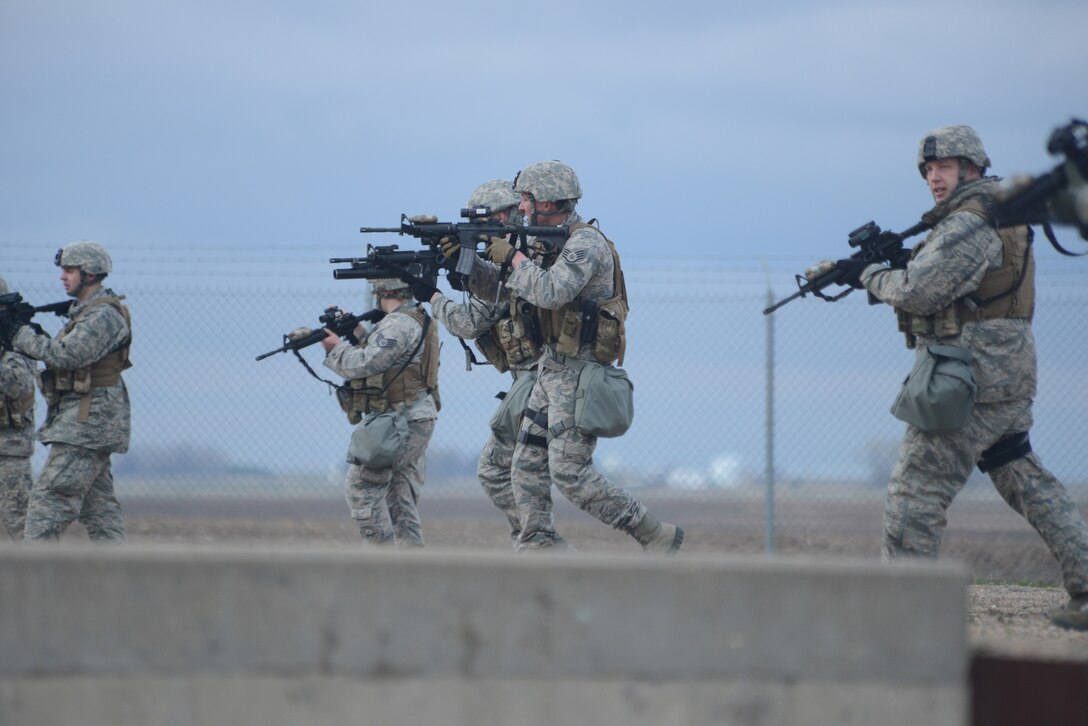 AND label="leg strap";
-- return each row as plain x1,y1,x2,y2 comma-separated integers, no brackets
977,432,1032,473
517,430,549,449
524,407,549,430
518,407,550,448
